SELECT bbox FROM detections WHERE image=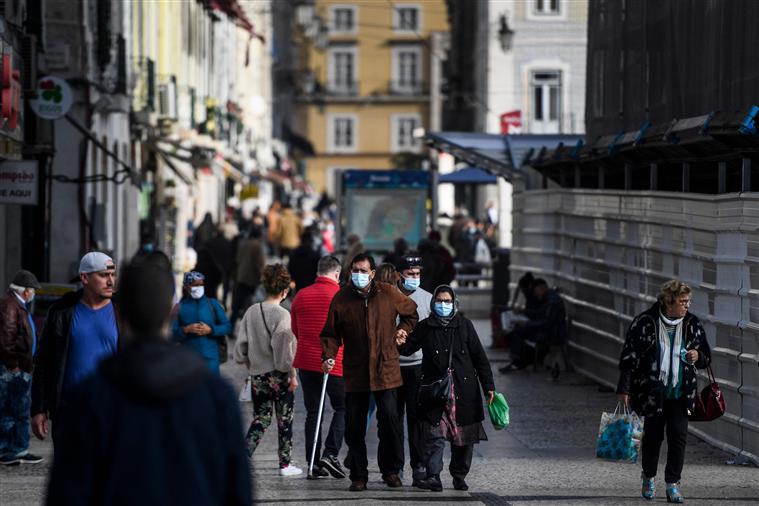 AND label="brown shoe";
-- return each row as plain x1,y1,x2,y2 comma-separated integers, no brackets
349,480,367,492
383,474,402,488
